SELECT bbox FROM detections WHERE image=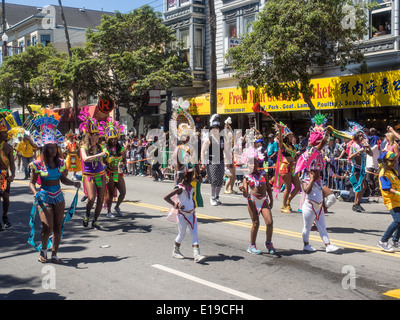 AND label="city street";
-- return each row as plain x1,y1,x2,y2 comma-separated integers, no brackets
1,170,400,303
